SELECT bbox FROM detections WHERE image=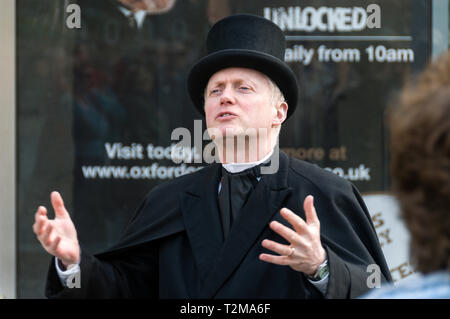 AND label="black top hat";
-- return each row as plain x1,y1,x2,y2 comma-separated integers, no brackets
187,14,298,120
